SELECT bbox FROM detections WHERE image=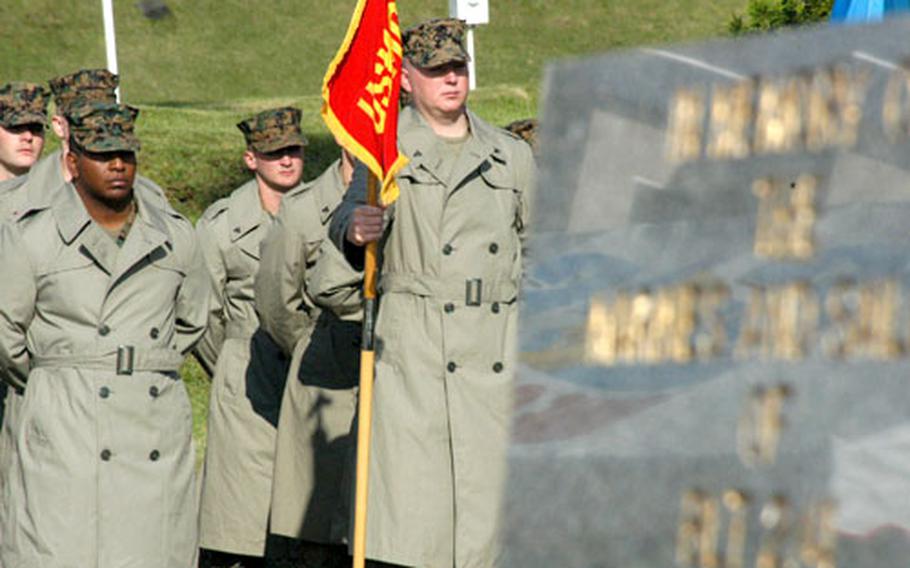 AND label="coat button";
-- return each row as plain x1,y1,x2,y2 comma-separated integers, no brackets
447,361,457,373
100,449,112,461
442,244,453,255
98,324,111,336
149,450,160,461
149,327,159,339
489,243,499,254
491,302,500,314
99,386,110,399
444,303,455,313
149,385,159,398
493,362,504,373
